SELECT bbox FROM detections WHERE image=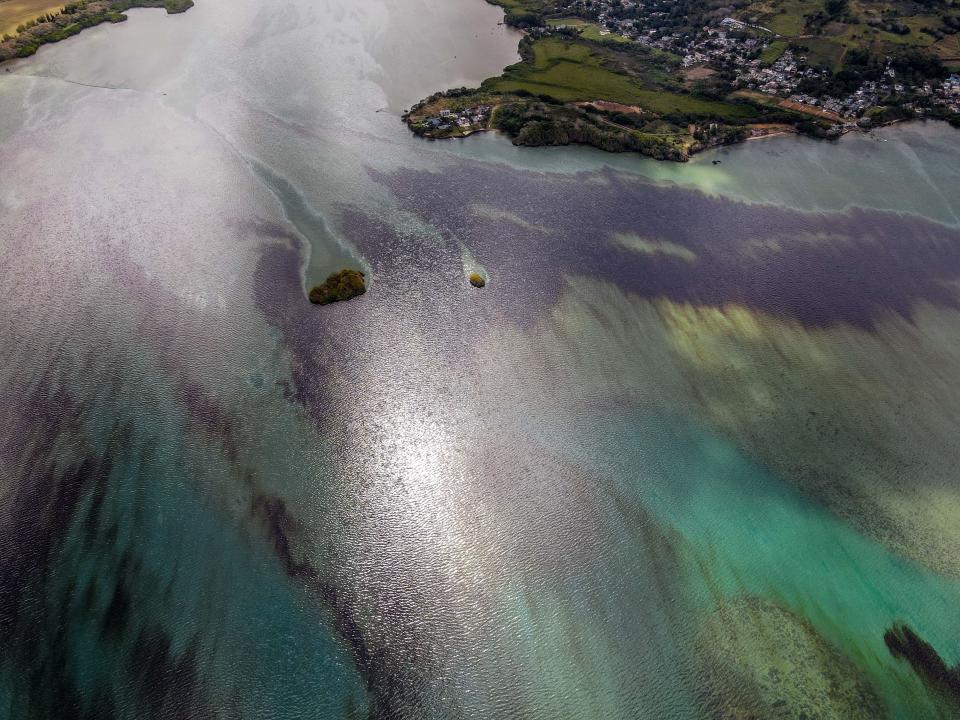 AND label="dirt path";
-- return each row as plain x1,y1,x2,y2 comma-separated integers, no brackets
777,98,844,122
578,99,645,115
